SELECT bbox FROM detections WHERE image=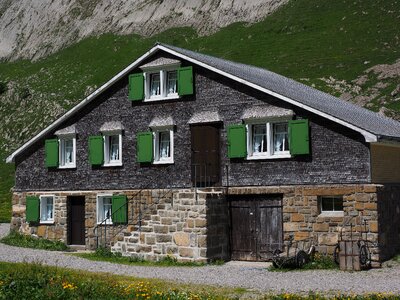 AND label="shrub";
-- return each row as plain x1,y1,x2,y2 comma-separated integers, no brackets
0,231,68,251
0,81,7,94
